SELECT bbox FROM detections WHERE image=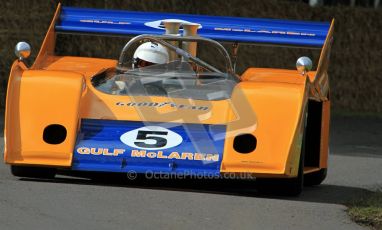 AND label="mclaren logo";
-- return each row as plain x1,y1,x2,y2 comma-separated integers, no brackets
131,150,219,162
116,102,209,111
